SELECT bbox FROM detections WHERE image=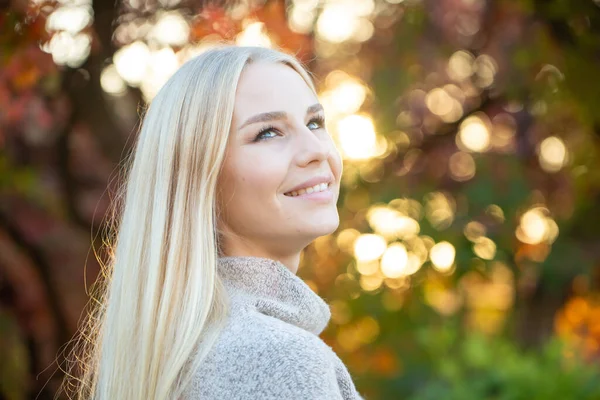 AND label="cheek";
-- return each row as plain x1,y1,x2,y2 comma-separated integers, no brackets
224,152,287,213
329,142,343,181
